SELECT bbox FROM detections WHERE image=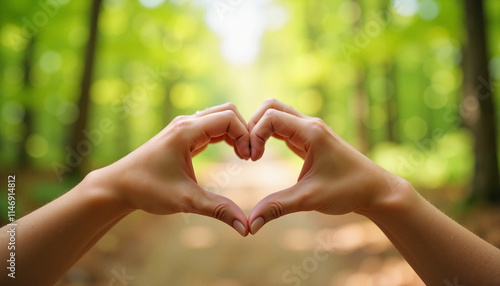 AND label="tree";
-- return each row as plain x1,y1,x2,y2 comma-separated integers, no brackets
463,0,500,203
352,0,370,154
67,0,103,175
19,36,36,167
